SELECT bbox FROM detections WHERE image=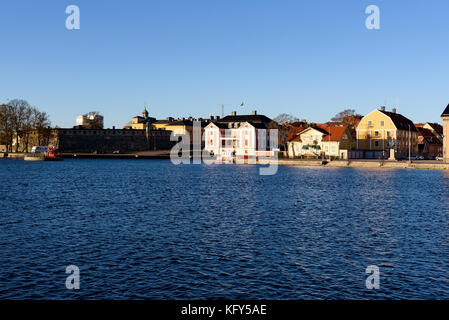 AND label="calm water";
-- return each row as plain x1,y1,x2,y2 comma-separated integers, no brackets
1,159,449,299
